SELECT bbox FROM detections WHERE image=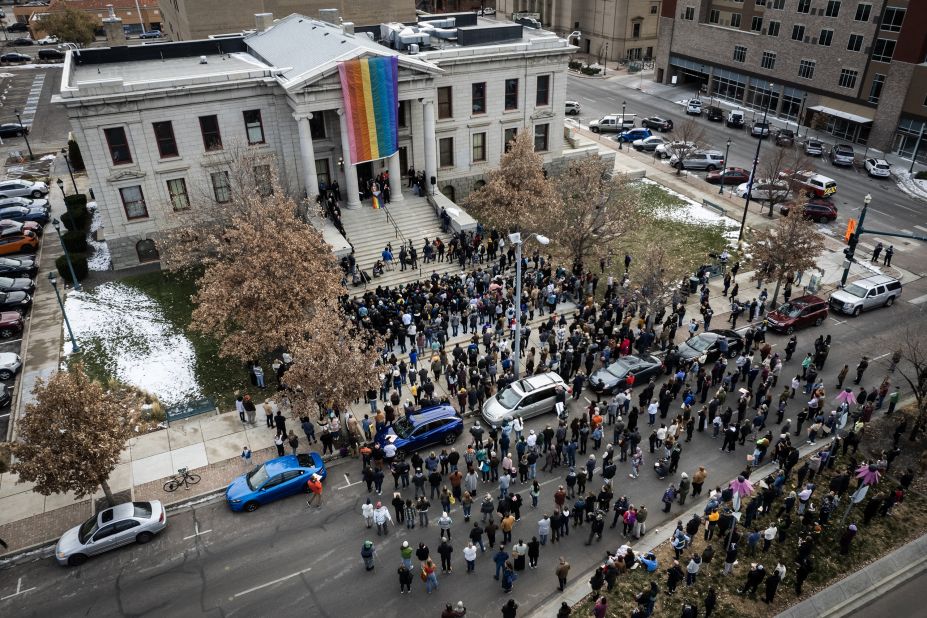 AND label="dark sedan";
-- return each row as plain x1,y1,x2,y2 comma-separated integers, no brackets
0,311,23,339
0,289,31,312
779,201,838,223
0,206,49,226
0,123,28,138
590,354,663,395
0,276,34,294
675,330,744,364
1,53,32,63
641,116,674,132
706,167,750,185
0,255,37,278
